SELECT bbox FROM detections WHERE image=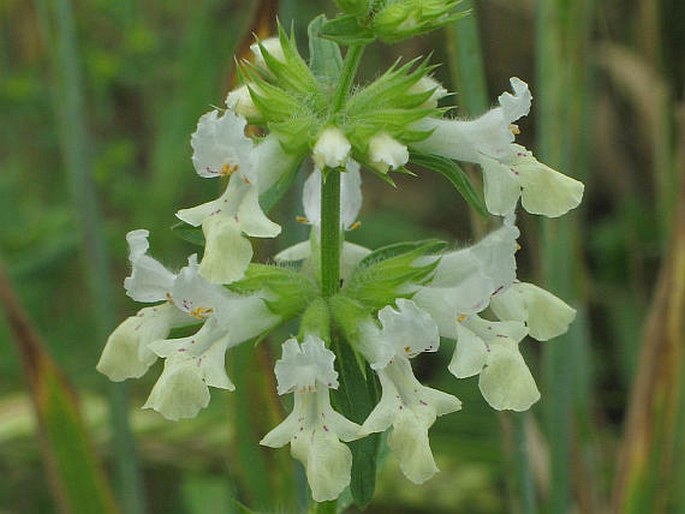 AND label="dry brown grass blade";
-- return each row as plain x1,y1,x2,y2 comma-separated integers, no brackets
229,0,279,87
0,259,120,514
611,153,685,513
